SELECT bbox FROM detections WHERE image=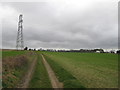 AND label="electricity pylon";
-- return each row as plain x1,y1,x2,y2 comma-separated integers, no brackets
16,14,24,50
